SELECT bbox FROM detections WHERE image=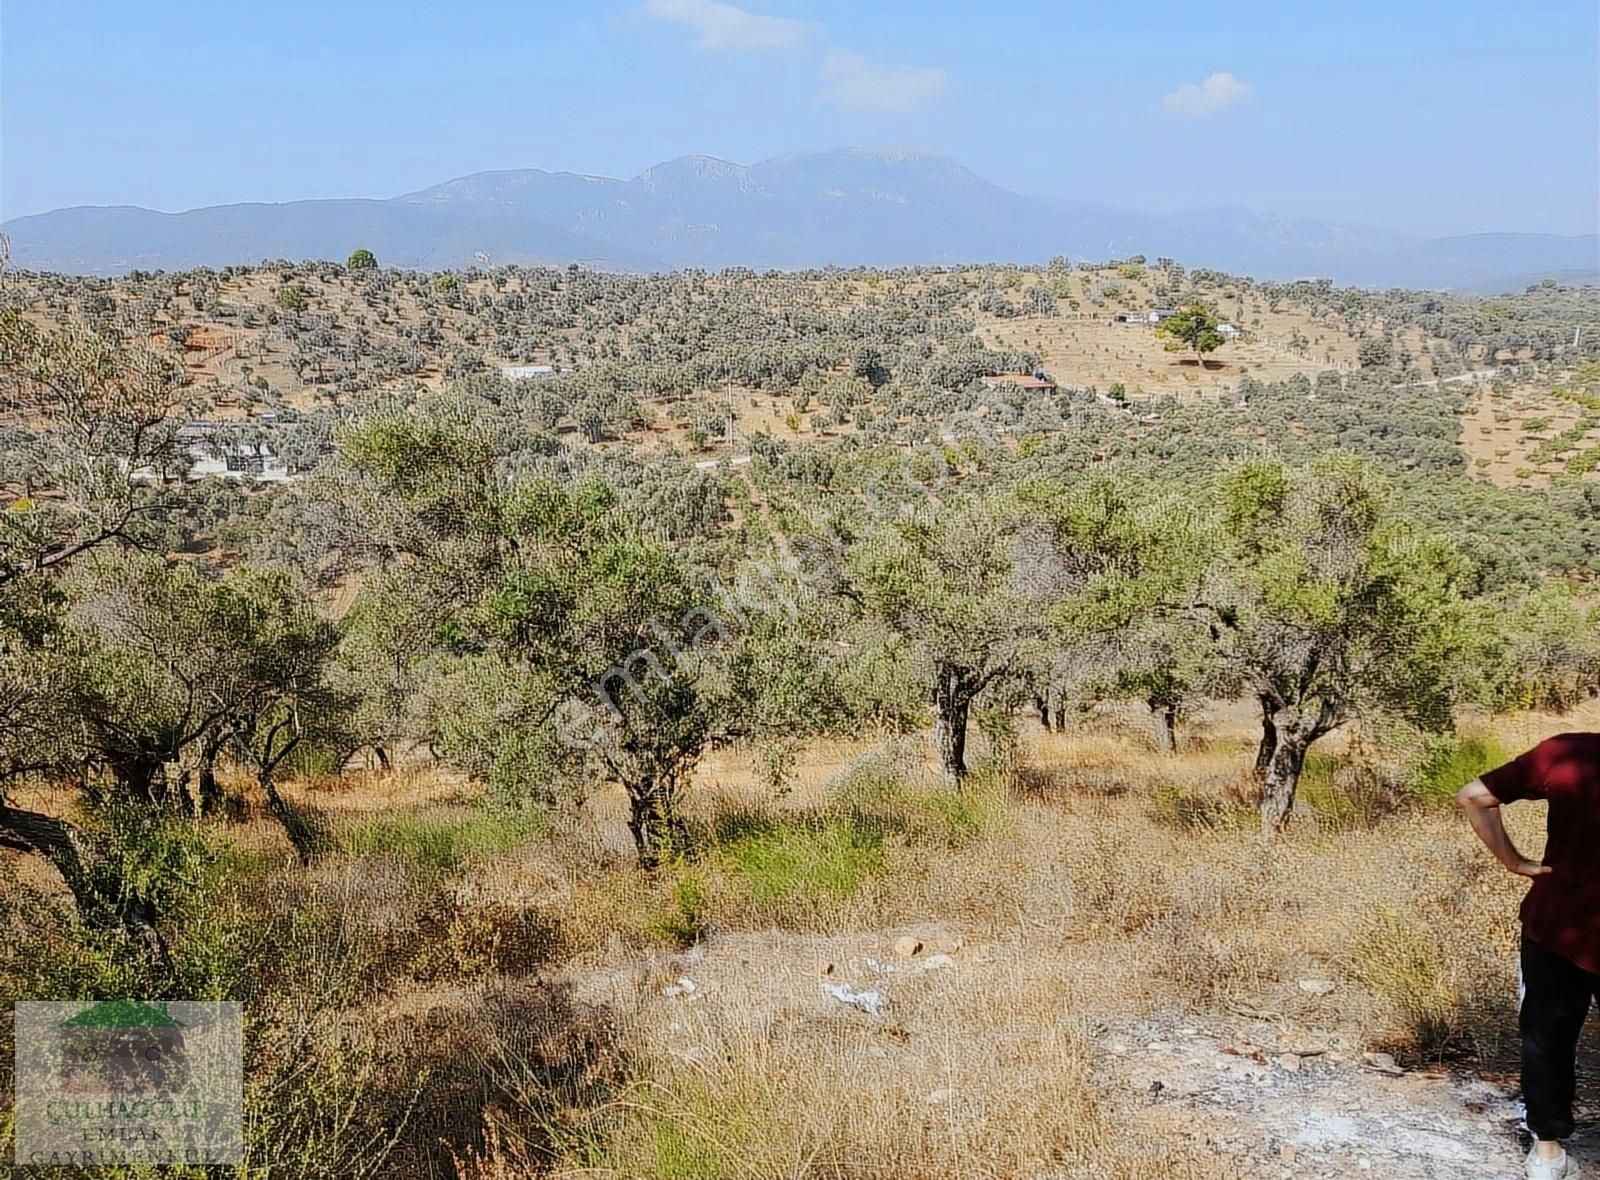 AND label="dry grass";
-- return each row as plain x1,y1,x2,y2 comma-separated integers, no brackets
438,702,1588,1176
6,699,1597,1176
